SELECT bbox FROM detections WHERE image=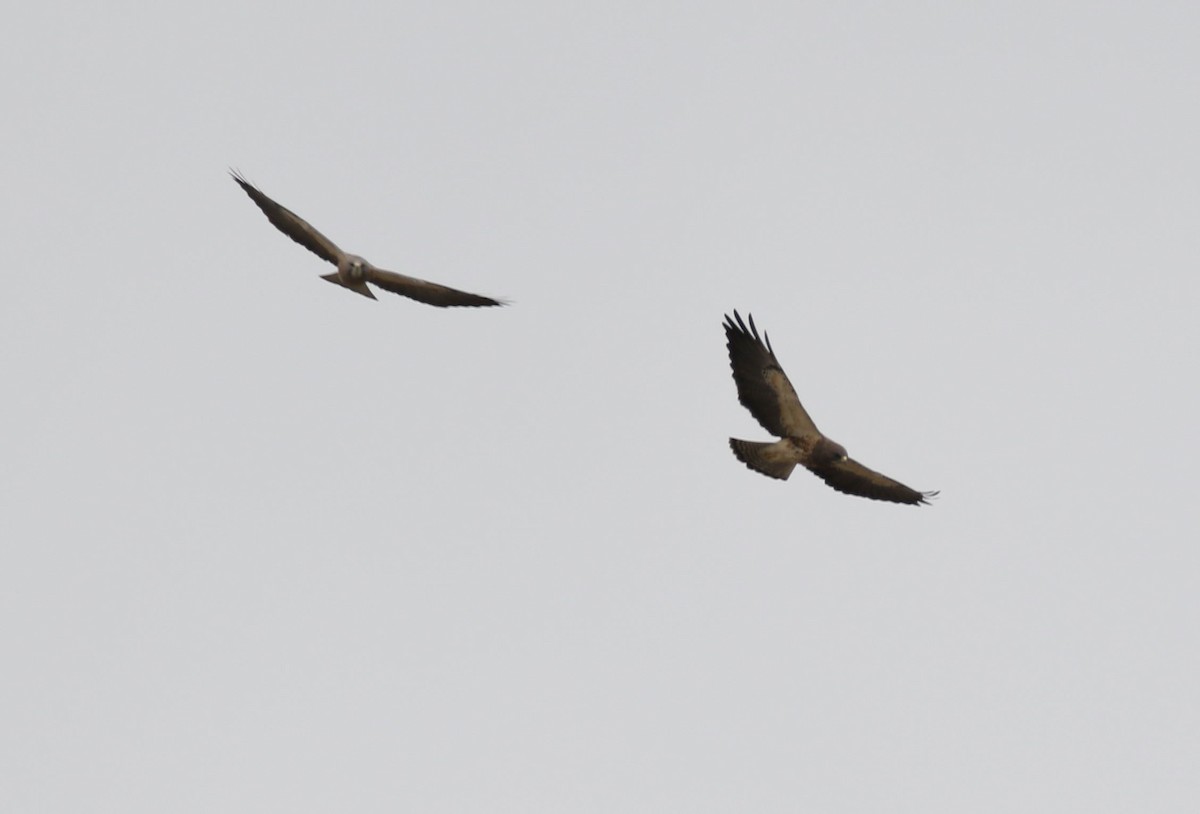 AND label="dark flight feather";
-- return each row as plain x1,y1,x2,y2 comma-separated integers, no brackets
230,171,341,265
